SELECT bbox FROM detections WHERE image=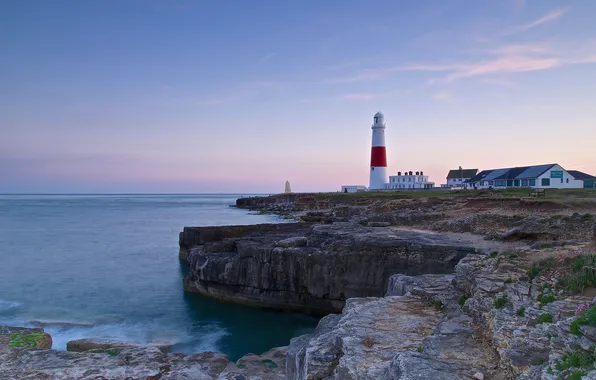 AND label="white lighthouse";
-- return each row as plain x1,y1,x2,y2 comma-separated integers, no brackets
369,111,388,190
